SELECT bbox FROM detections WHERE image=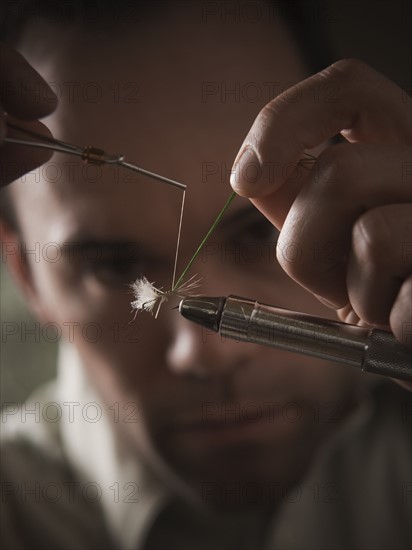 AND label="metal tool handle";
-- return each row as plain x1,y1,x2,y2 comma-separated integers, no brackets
220,296,412,382
179,295,412,382
364,329,412,380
